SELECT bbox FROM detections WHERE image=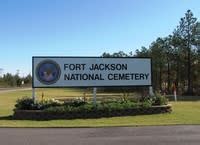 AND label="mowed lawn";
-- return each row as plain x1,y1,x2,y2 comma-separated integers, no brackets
0,88,200,127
